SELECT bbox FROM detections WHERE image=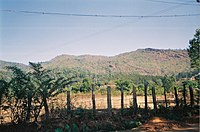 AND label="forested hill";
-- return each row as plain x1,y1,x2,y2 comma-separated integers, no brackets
0,60,28,71
0,49,190,76
43,48,190,76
